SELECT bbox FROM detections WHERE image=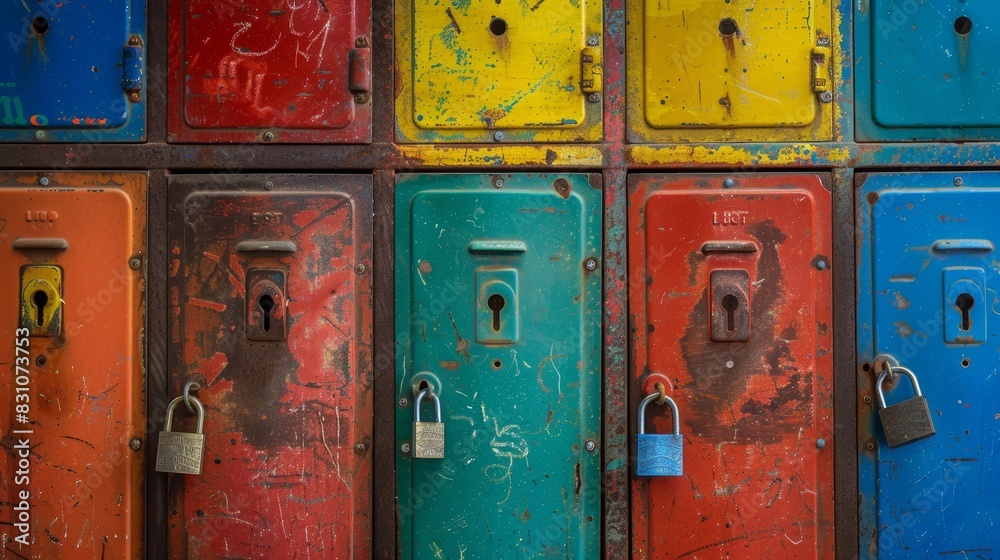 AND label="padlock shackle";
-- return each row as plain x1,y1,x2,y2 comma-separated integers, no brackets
638,392,680,436
875,365,922,409
414,388,442,423
165,395,205,434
